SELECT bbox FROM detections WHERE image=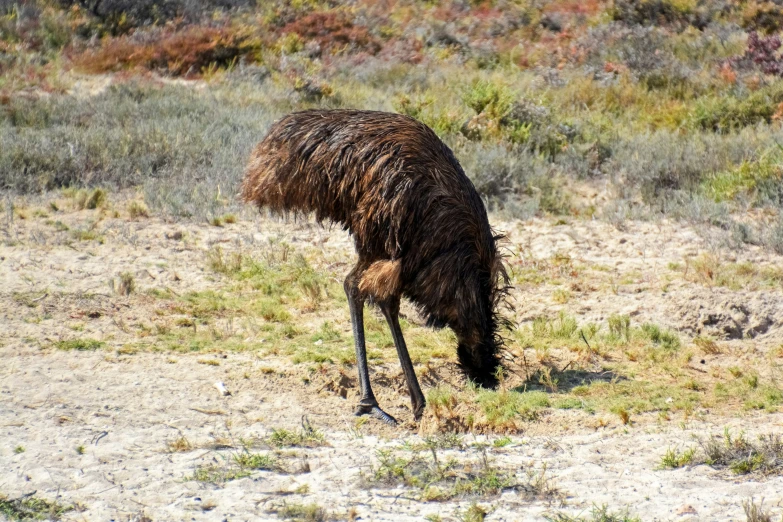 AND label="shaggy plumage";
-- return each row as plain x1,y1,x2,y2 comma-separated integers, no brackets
242,109,509,422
